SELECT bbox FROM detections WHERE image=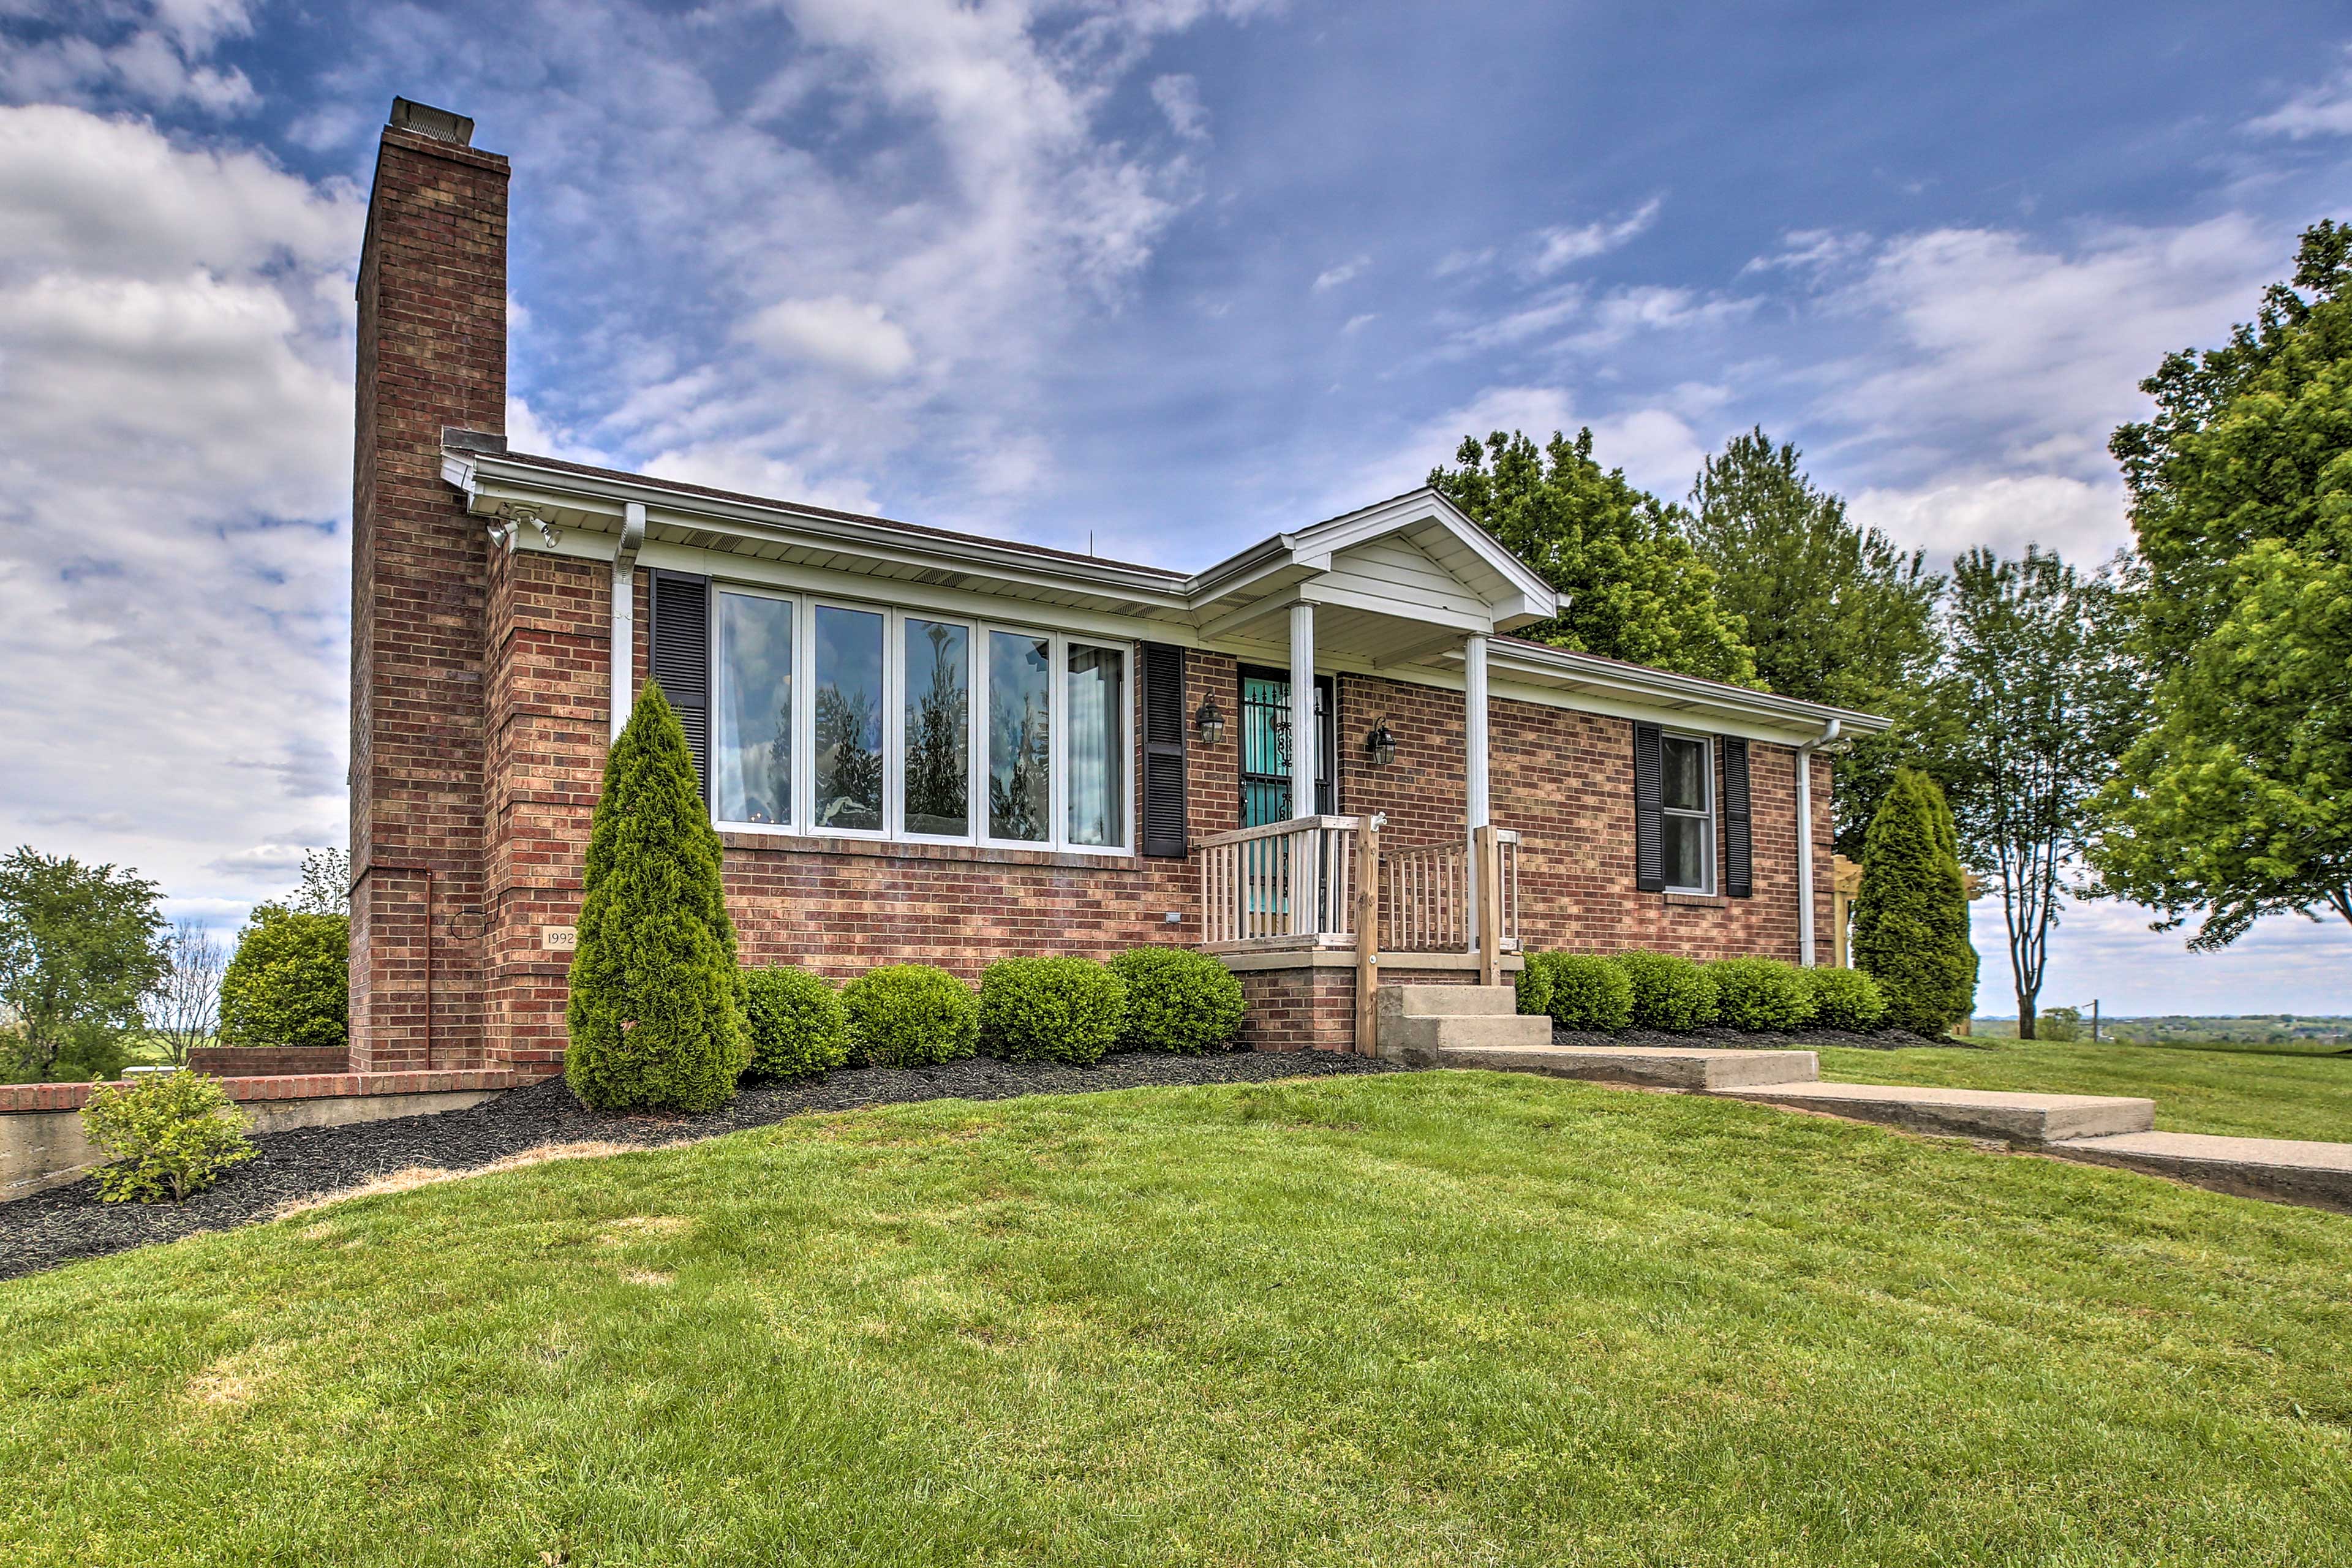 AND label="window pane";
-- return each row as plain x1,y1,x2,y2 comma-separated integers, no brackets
903,619,970,836
1066,645,1125,848
715,593,793,826
1664,814,1708,892
1662,736,1707,812
813,605,883,832
989,631,1051,841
